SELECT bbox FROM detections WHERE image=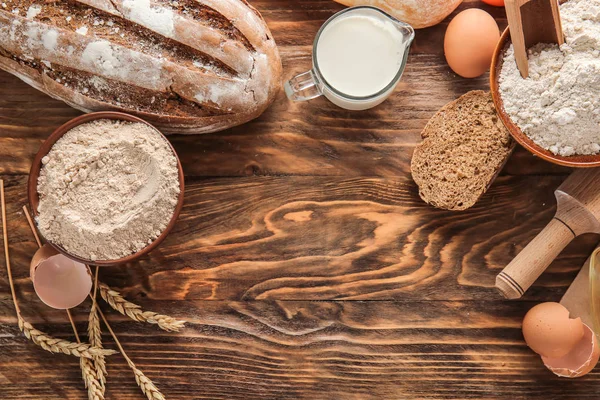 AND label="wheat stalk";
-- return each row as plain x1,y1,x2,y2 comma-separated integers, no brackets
98,308,166,400
130,365,166,400
88,267,107,390
67,309,105,400
18,317,116,359
80,357,105,400
18,196,169,399
88,309,107,384
99,283,185,332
